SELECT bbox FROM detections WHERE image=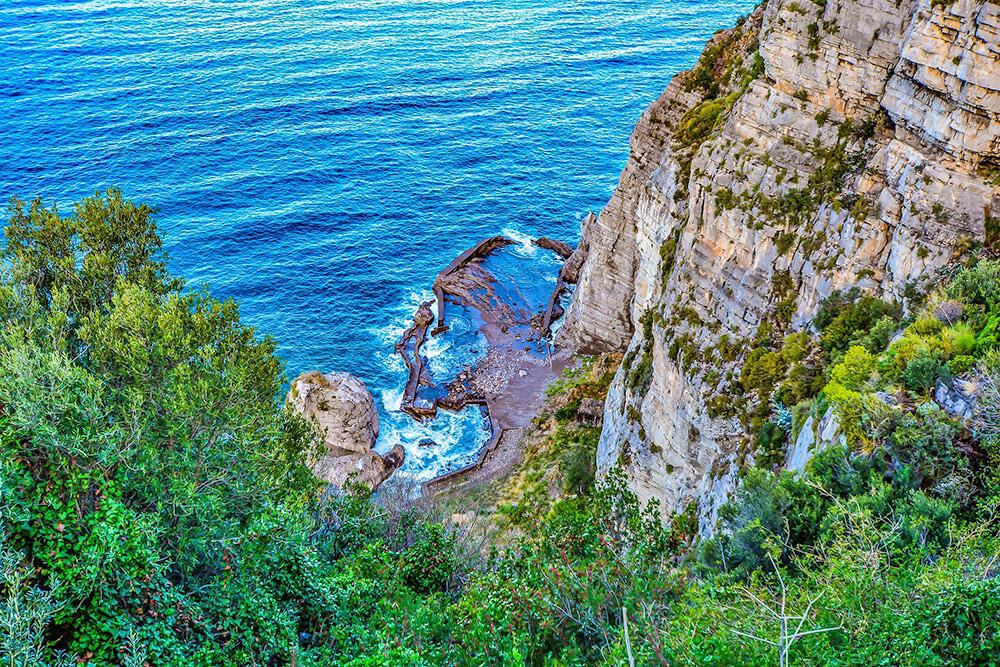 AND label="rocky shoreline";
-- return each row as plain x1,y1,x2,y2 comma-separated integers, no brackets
289,231,587,493
397,234,583,494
